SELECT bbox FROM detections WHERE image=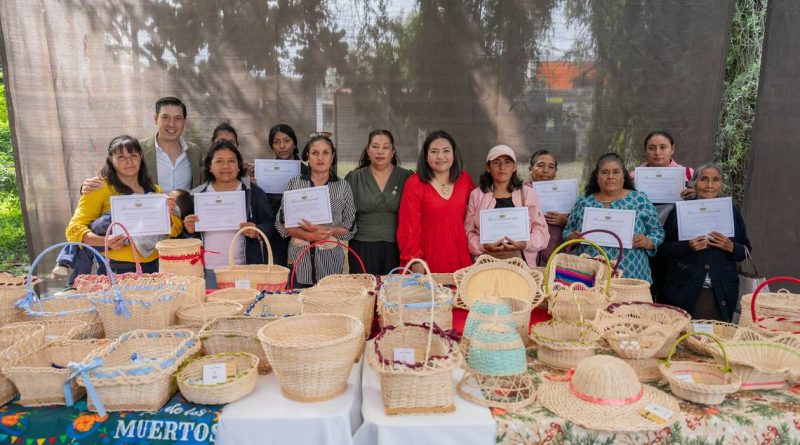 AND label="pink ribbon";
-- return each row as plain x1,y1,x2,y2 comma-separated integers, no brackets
568,379,644,406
